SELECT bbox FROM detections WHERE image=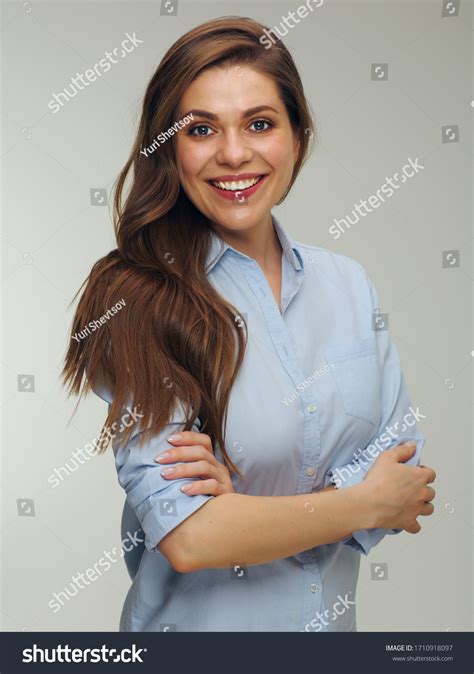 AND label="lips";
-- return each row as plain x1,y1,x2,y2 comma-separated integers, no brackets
207,174,269,201
209,175,263,191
